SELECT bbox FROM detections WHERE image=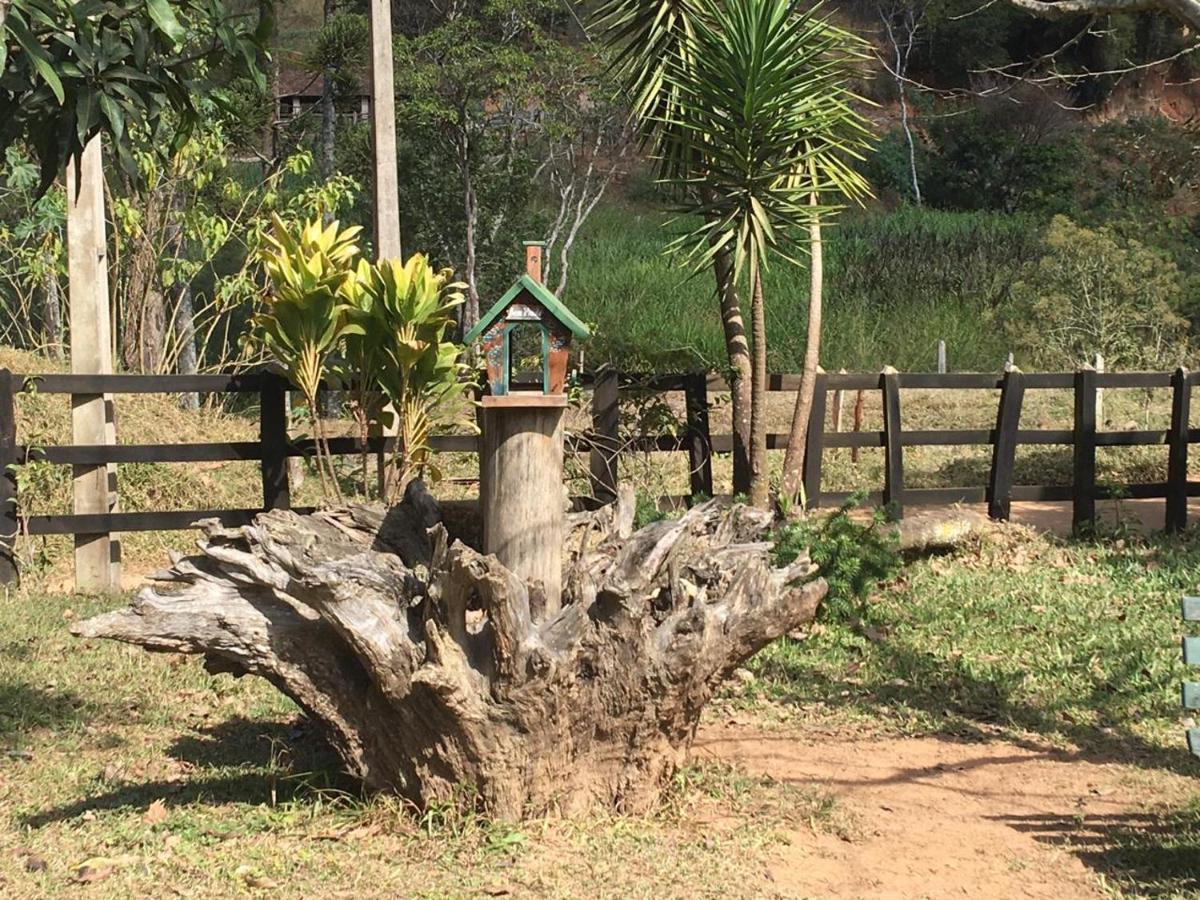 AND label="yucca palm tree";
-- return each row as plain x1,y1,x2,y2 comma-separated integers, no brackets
658,0,873,506
596,0,757,494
